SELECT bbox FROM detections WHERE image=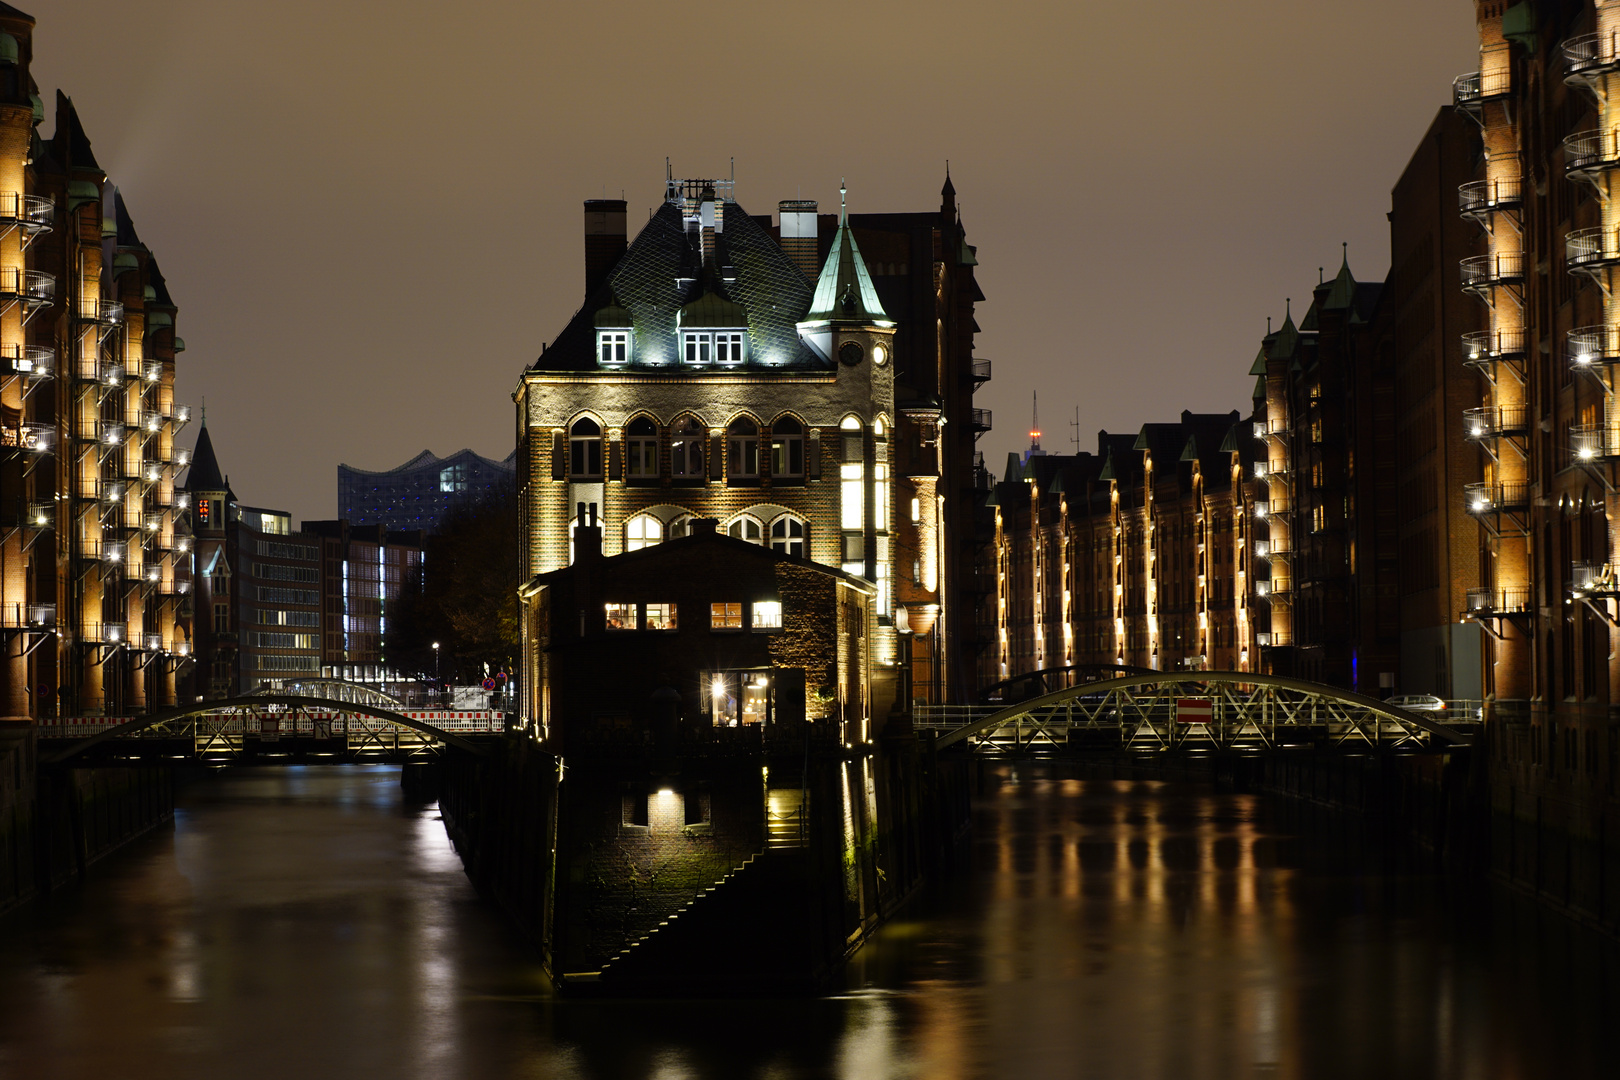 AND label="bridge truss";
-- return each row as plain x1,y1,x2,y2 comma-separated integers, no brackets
920,672,1474,755
41,694,500,765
